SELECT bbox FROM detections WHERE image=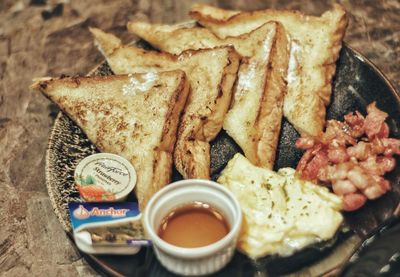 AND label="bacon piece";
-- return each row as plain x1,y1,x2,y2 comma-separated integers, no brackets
345,111,365,137
332,179,357,195
343,193,367,211
370,174,391,191
347,141,371,161
381,138,400,155
347,167,370,190
360,156,385,176
299,148,329,181
370,138,386,155
295,137,315,150
334,163,354,180
318,163,351,182
297,149,314,173
377,123,390,138
297,144,322,172
377,156,396,172
364,102,388,139
328,146,349,164
324,120,356,146
379,178,391,191
317,166,330,183
363,179,389,199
